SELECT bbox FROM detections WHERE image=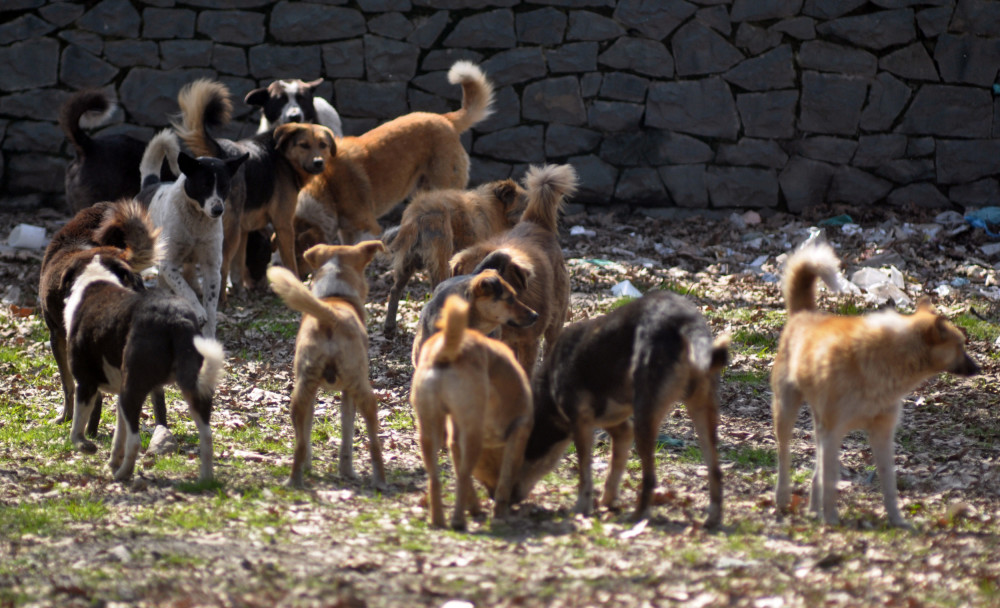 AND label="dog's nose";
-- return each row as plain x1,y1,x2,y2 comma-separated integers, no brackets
287,109,302,121
510,310,539,328
312,157,324,170
211,204,224,218
951,353,980,376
